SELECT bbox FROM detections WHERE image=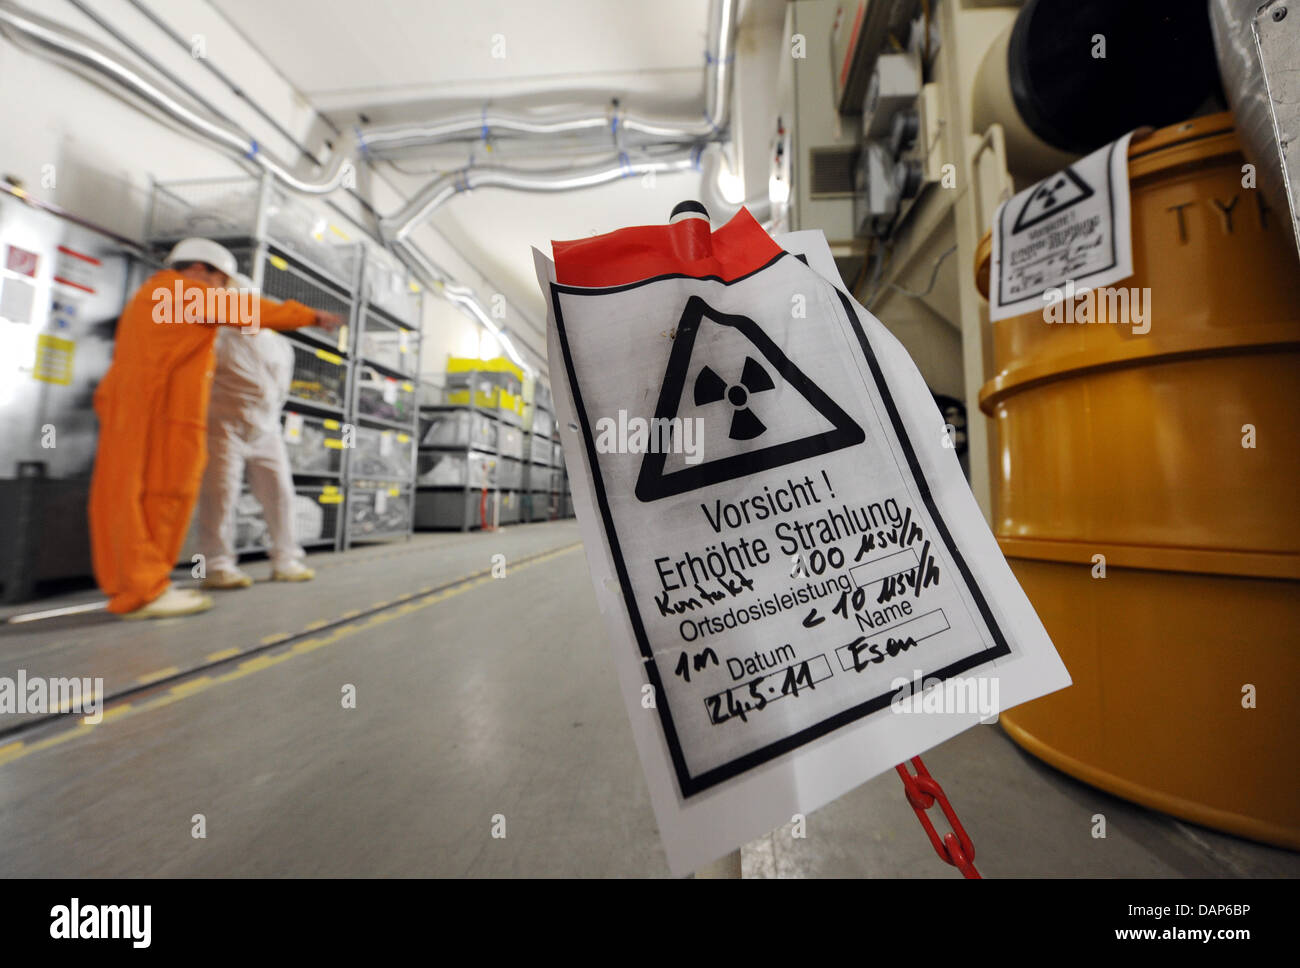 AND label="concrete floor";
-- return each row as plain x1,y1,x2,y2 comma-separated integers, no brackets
1,520,1296,877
